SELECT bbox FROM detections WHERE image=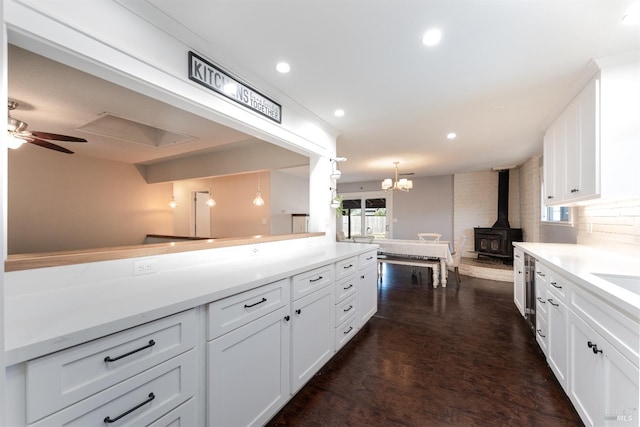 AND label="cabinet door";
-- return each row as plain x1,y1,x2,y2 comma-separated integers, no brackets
543,116,566,205
208,306,290,427
358,264,378,326
565,77,599,202
513,254,525,317
291,285,334,393
568,311,601,427
547,290,568,391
